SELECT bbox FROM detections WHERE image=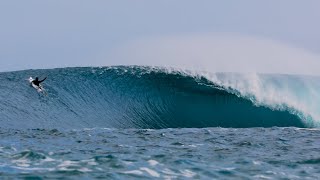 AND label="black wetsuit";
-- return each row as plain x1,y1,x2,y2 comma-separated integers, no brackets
32,77,47,86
